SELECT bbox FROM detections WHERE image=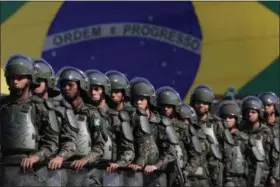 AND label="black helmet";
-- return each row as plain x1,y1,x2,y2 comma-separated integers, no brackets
223,86,237,100
57,66,89,92
190,84,214,107
156,86,181,112
105,70,130,97
85,69,111,97
218,100,242,123
32,58,57,88
241,96,264,119
179,103,197,125
130,77,156,105
5,54,38,85
258,92,280,115
257,92,279,105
